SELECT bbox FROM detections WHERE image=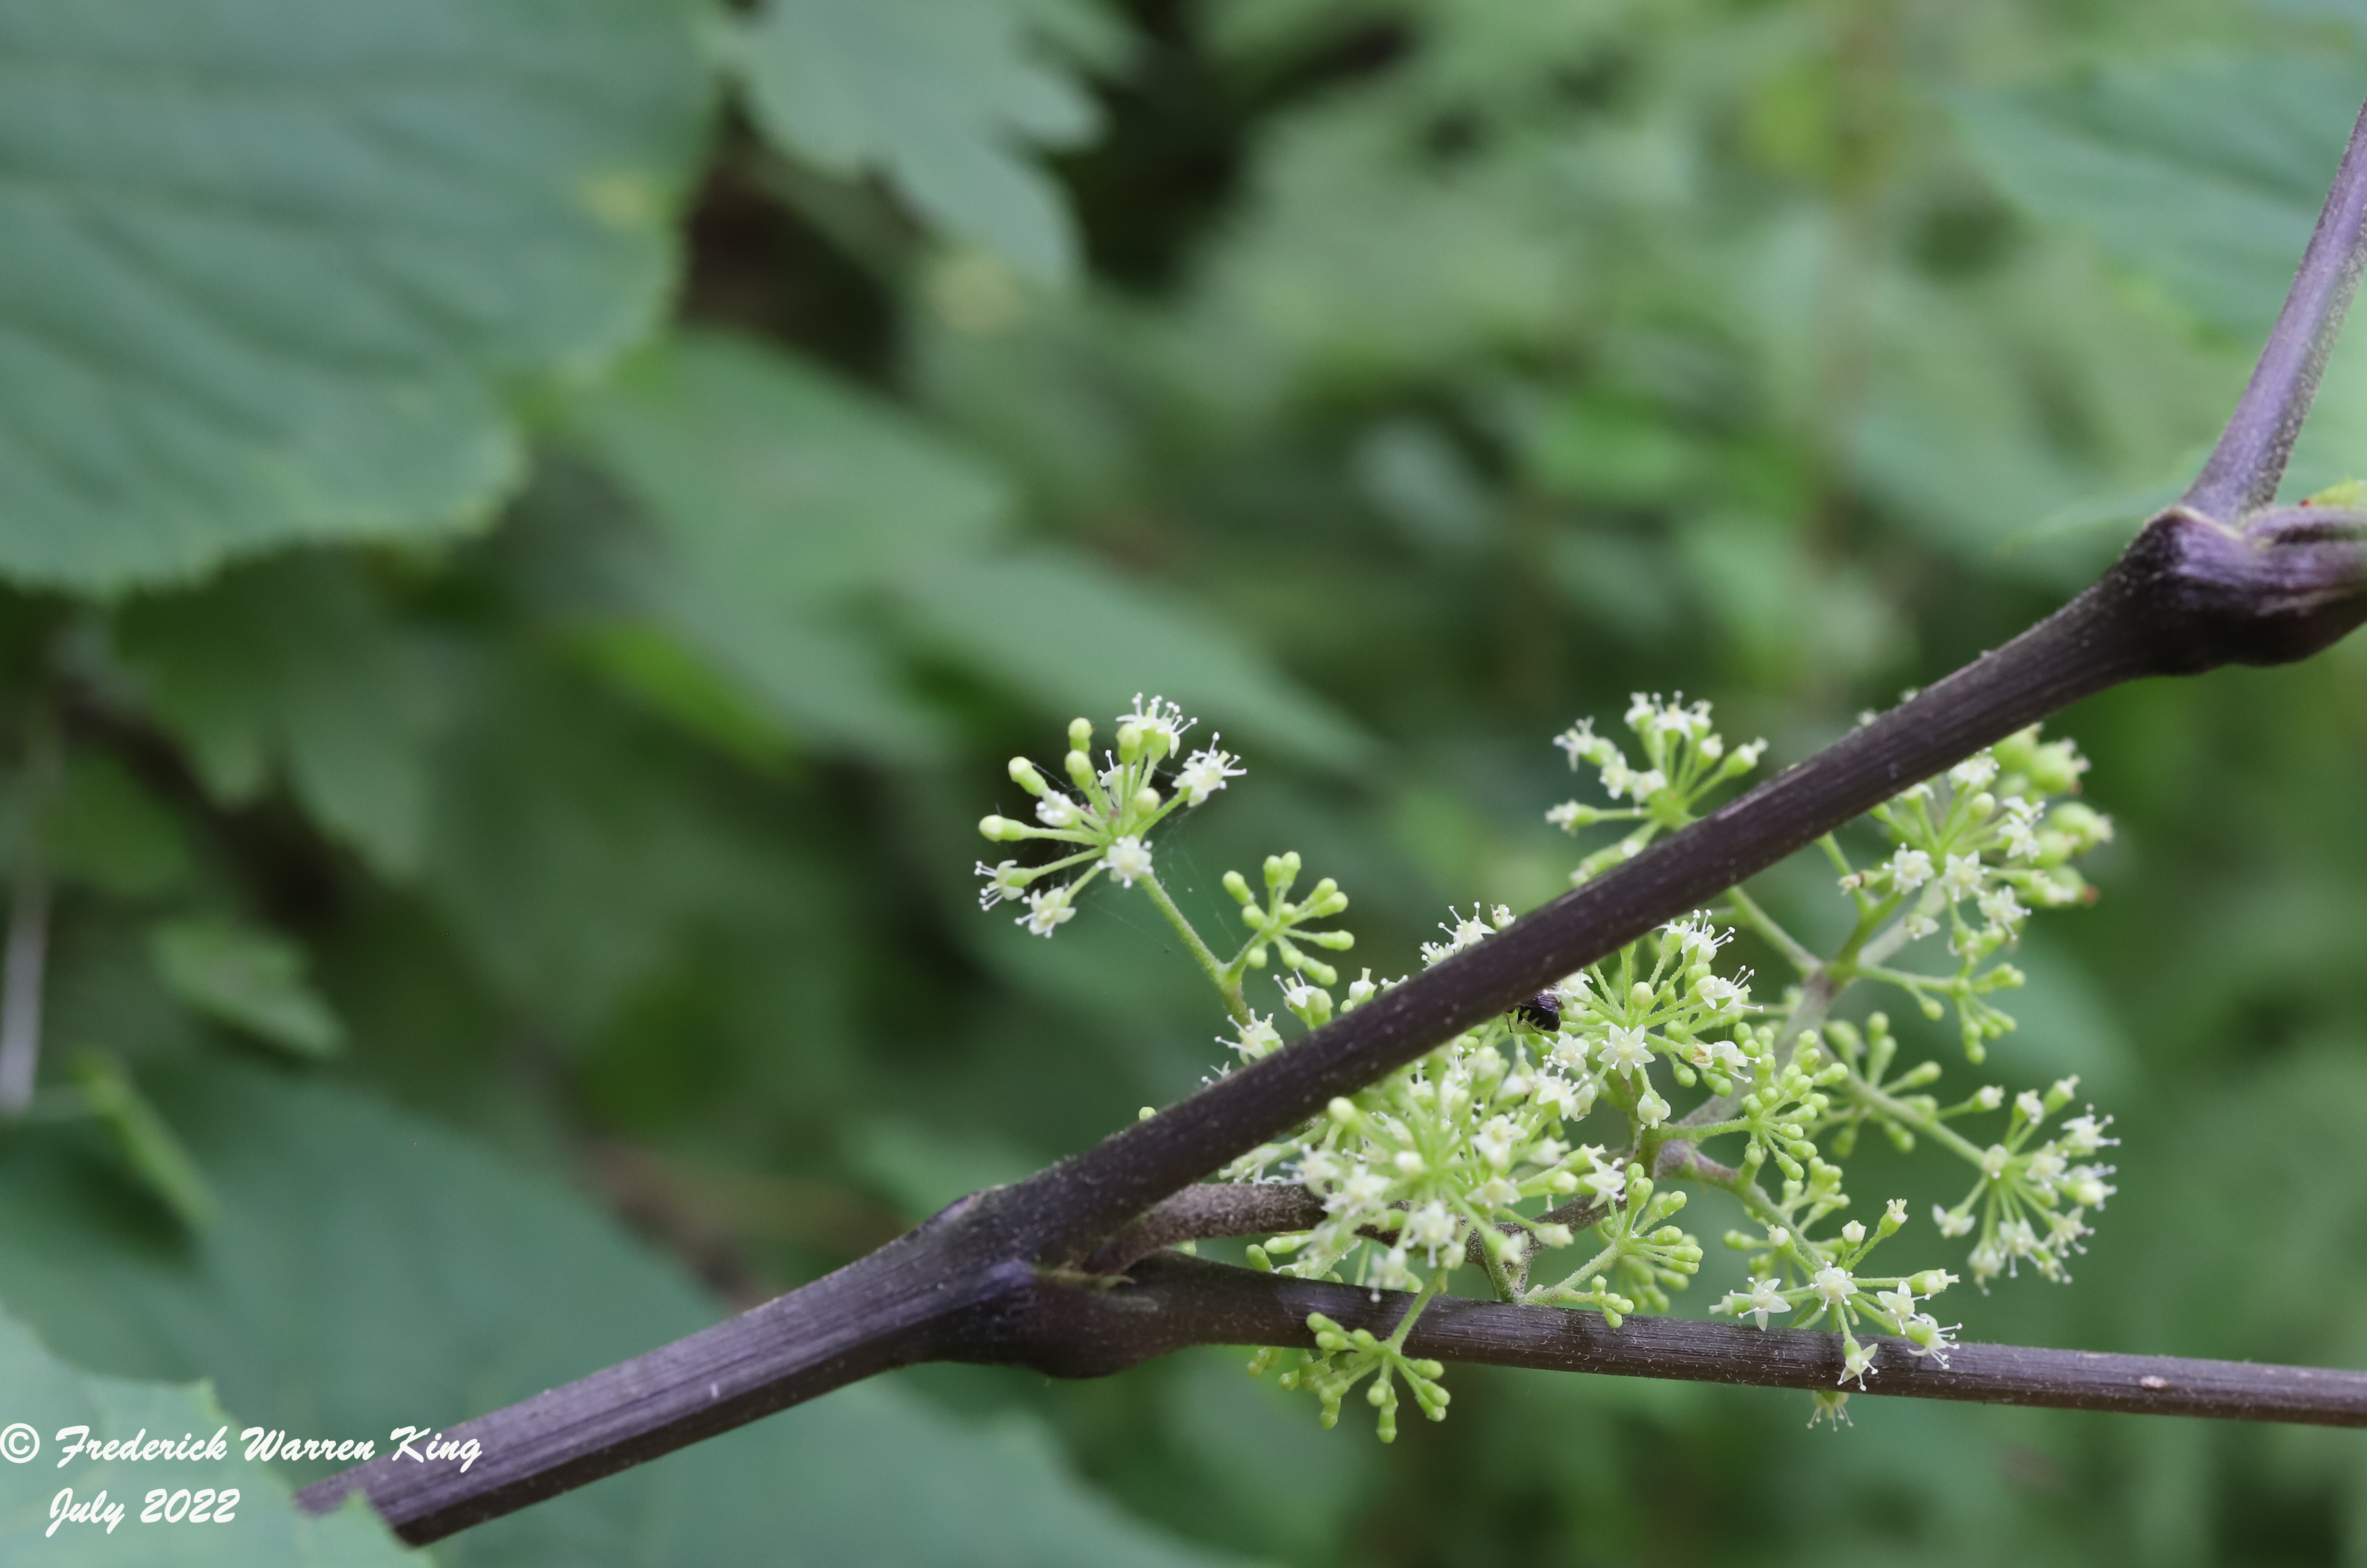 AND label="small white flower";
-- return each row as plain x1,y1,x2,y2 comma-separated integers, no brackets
1900,912,1939,941
1020,885,1076,937
1973,1085,2005,1111
2000,799,2043,861
1875,1284,1917,1322
1116,693,1193,754
1888,848,1934,890
1035,793,1083,828
1329,1167,1391,1216
1422,905,1498,965
2014,1089,2045,1125
1597,1025,1653,1076
975,859,1030,908
1886,1197,1909,1226
1226,1014,1283,1061
1694,974,1747,1015
1099,835,1154,888
2065,1166,2117,1208
1583,1162,1627,1205
1634,1089,1670,1127
1535,1072,1596,1119
2058,1112,2115,1155
1934,1205,1975,1237
2025,1148,2066,1190
1296,1150,1344,1186
1709,1038,1751,1072
1474,1176,1522,1208
1175,742,1245,806
2044,1207,2093,1254
1978,886,2027,932
1741,1276,1788,1328
1473,1116,1520,1169
1937,853,1986,901
1627,768,1668,800
1404,1202,1458,1259
1810,1264,1856,1308
1545,801,1585,831
1840,1337,1879,1387
1840,1220,1866,1245
1281,977,1327,1016
1950,754,1999,790
1903,1313,1959,1364
1980,1143,2012,1180
1554,719,1616,768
